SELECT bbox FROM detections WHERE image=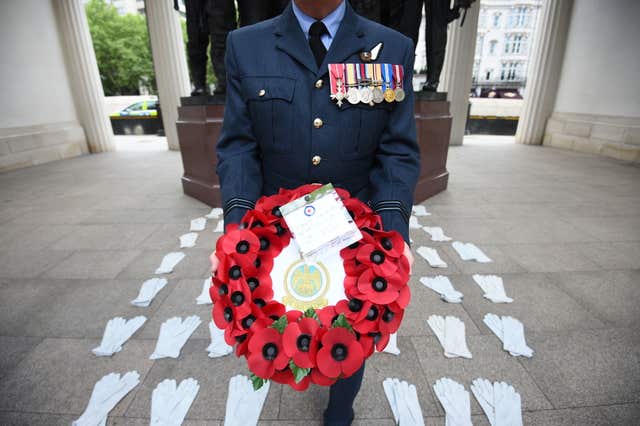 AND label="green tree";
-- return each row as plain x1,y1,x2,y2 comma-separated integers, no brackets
86,0,156,95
